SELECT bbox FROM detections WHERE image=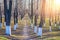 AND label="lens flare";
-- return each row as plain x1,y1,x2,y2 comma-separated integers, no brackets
54,0,60,5
53,0,60,11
